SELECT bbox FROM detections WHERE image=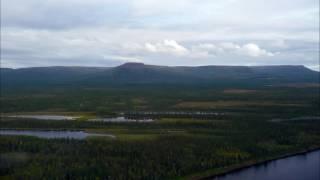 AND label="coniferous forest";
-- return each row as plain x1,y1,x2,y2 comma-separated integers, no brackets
1,84,319,179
